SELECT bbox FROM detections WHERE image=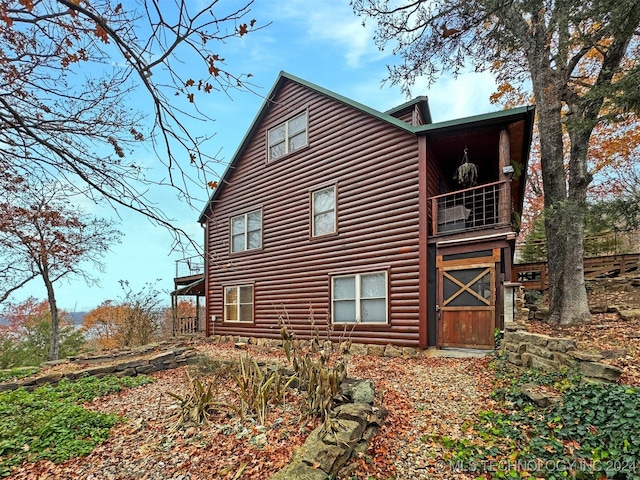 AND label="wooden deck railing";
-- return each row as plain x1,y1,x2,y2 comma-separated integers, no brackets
429,180,510,236
513,253,640,290
173,316,201,336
